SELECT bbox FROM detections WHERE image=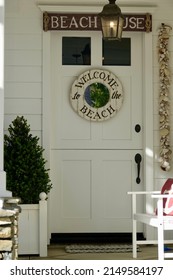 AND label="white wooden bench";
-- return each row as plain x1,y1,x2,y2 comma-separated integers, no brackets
128,191,173,260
